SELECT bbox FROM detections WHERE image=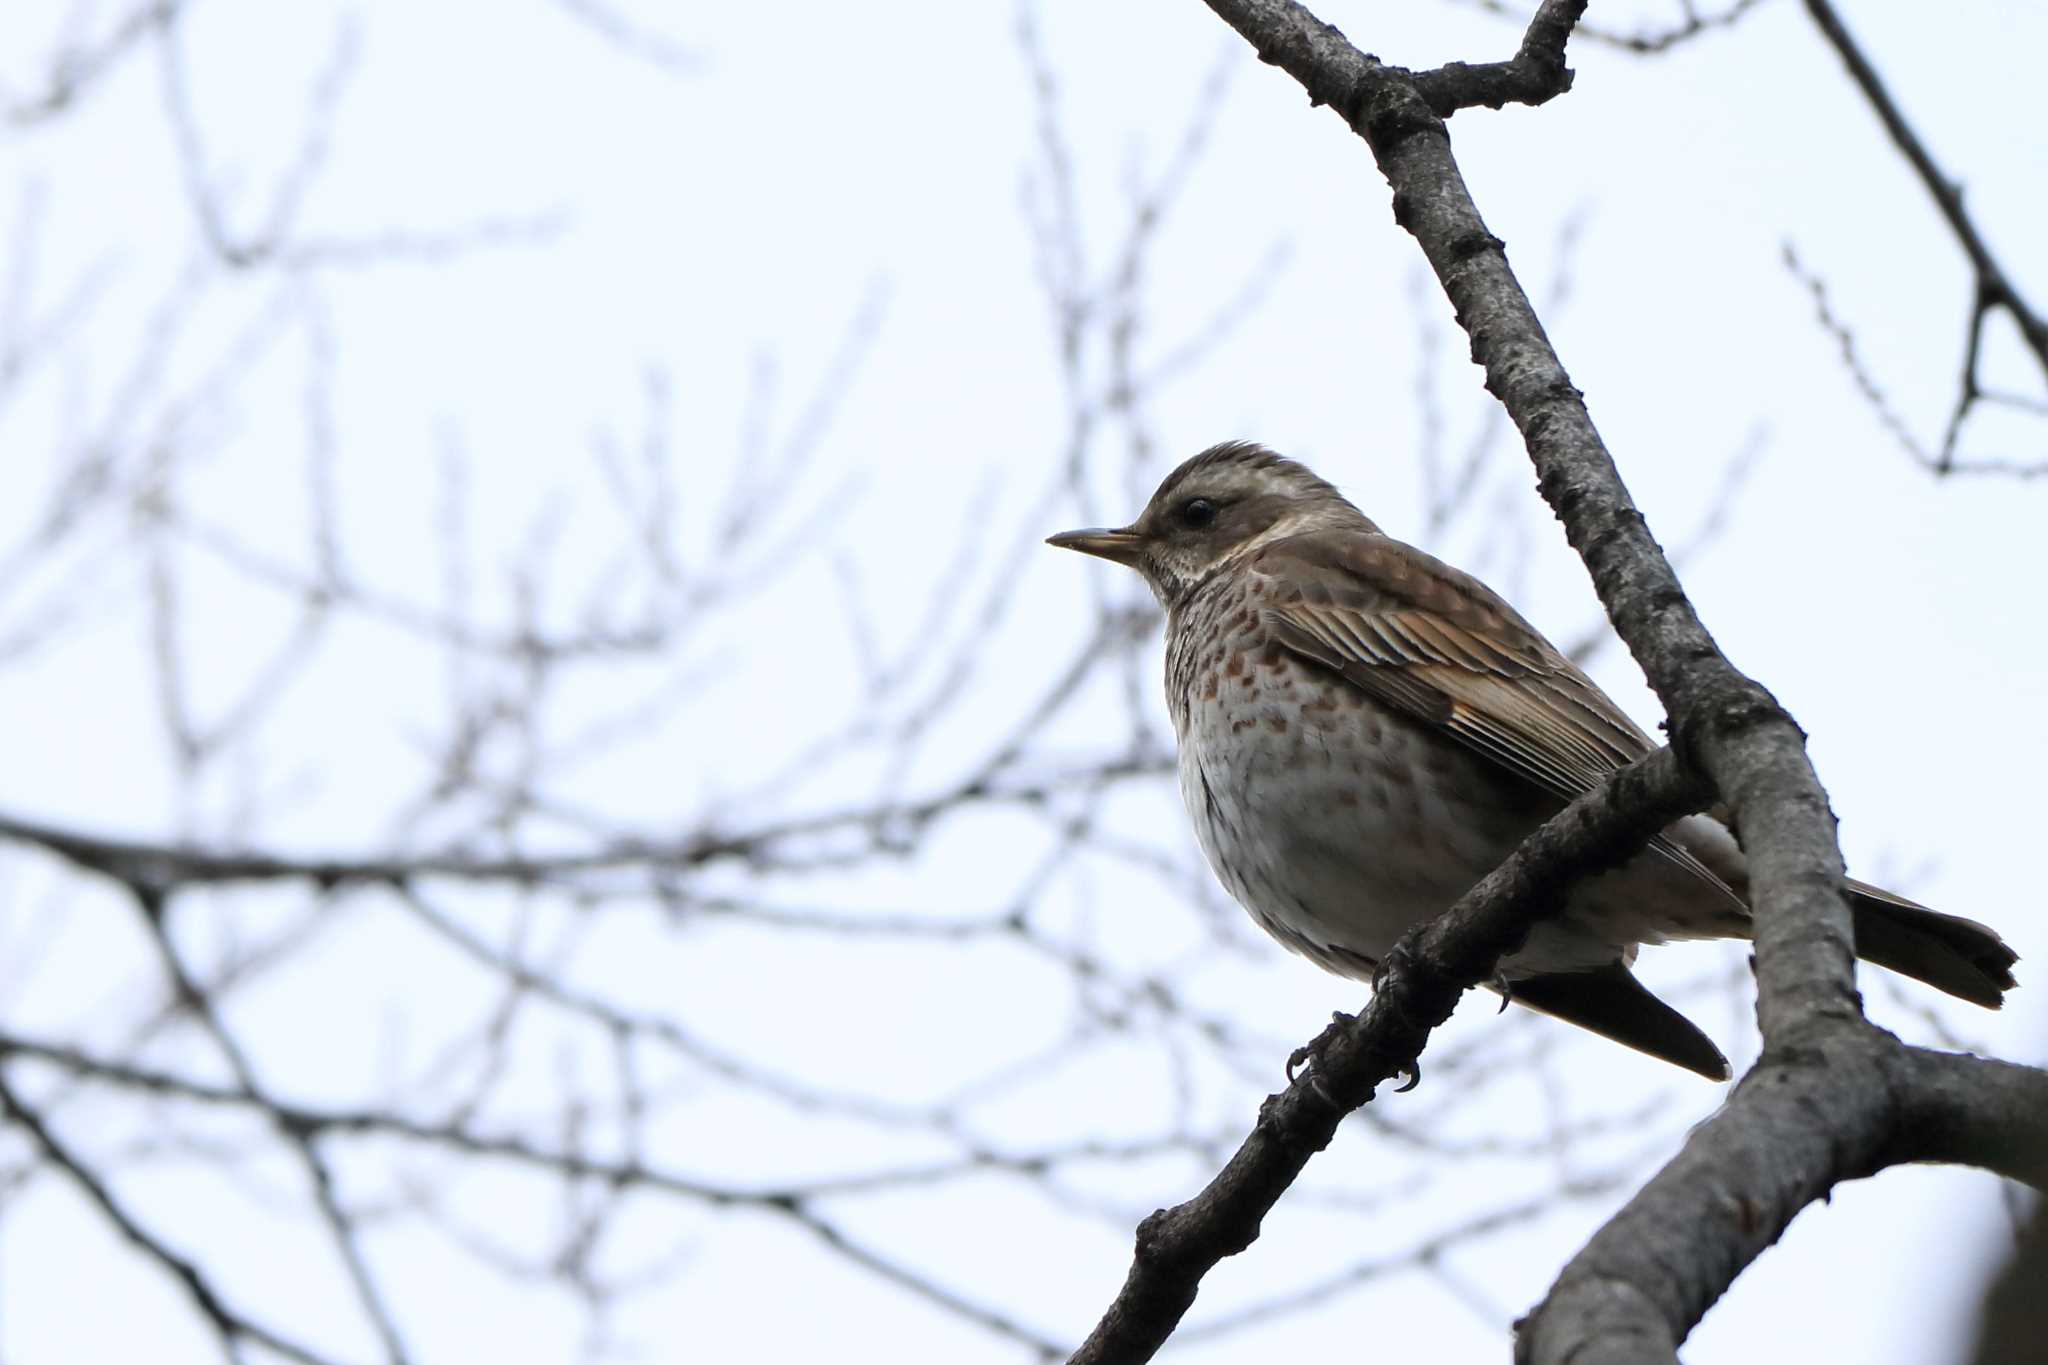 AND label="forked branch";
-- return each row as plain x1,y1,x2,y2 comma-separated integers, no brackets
1070,3,2046,1362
